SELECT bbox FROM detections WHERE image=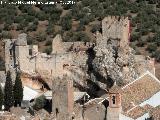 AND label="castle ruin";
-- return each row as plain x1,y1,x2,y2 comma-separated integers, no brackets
3,16,156,120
